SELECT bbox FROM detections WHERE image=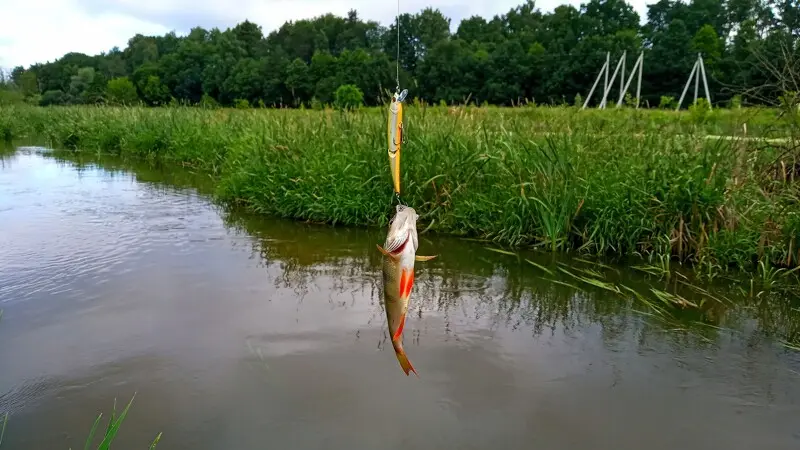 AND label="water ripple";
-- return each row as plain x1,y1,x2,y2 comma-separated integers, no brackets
0,152,218,307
